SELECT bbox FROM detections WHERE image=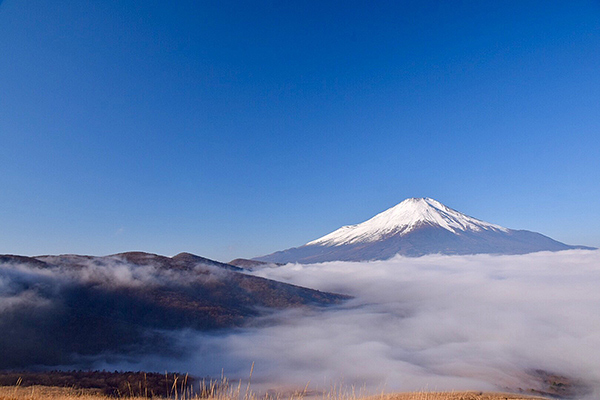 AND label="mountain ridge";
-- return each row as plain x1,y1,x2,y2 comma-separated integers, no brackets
0,251,349,369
